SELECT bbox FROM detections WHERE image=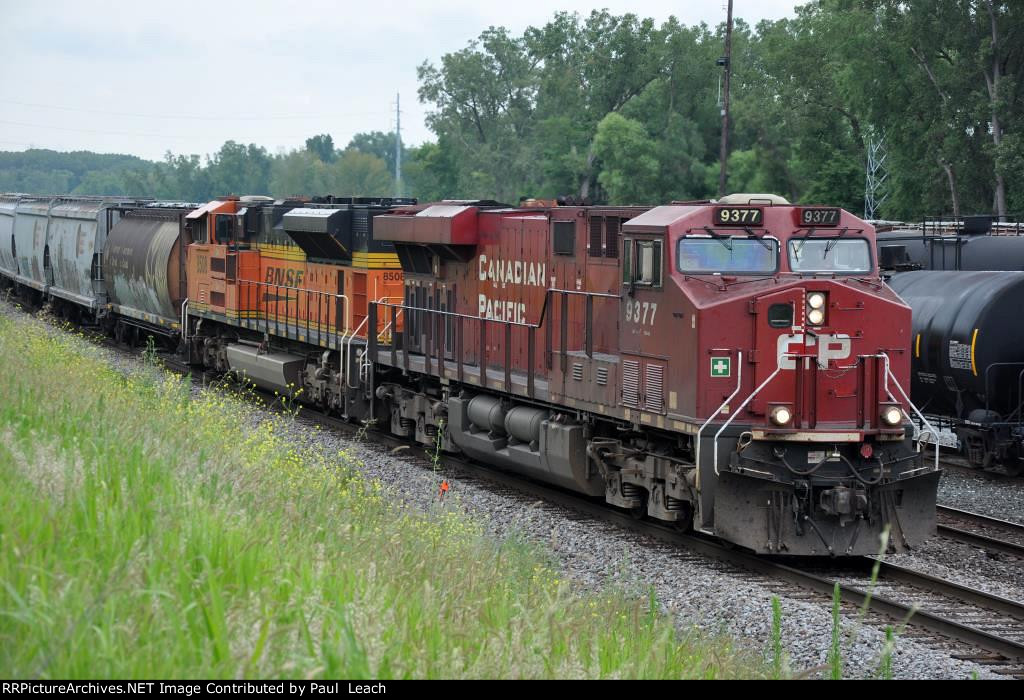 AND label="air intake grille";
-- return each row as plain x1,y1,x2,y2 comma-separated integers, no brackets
596,366,608,385
605,217,620,258
572,362,583,381
622,360,640,408
589,217,603,255
645,364,665,413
